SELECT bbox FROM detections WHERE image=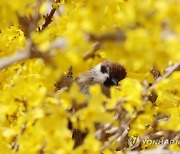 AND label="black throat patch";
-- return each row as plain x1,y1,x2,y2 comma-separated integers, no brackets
104,77,114,87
